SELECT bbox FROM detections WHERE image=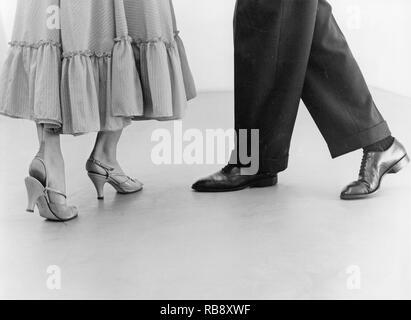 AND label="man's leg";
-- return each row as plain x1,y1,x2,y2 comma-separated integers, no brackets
192,0,321,192
300,0,408,199
234,0,318,173
192,0,408,194
301,0,391,157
